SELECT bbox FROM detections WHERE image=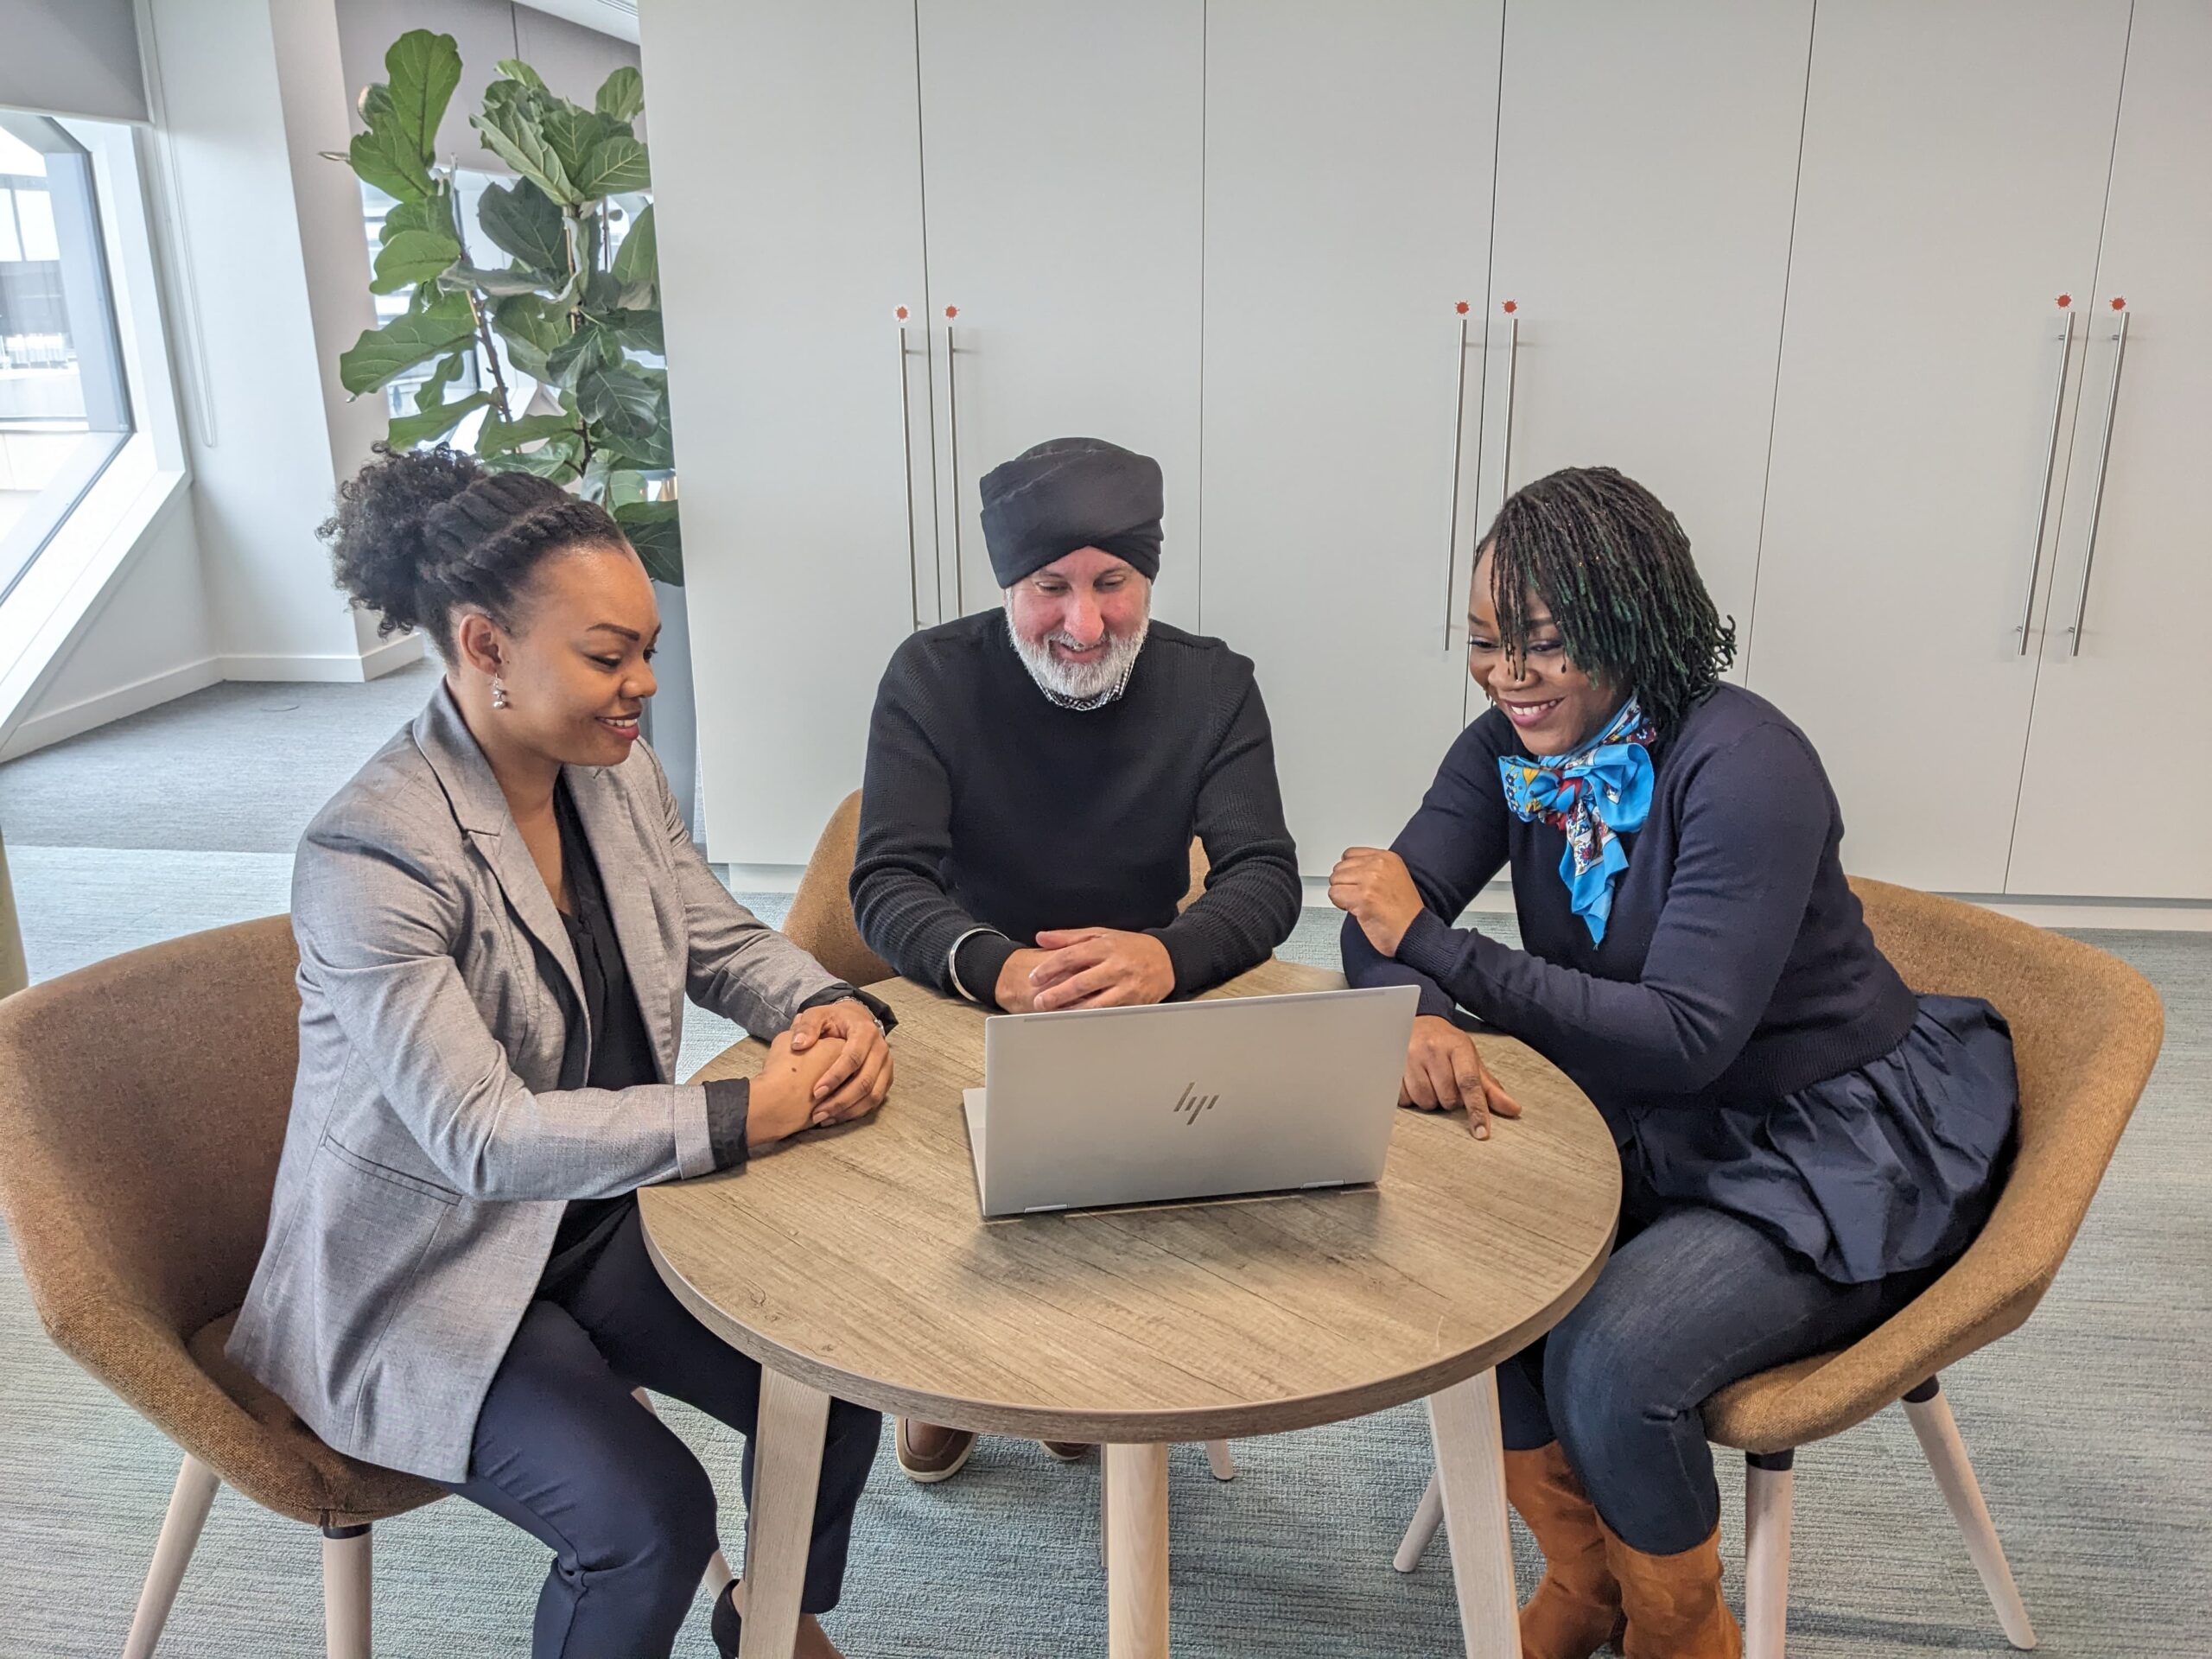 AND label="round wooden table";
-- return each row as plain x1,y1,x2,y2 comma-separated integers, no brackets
641,959,1619,1657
